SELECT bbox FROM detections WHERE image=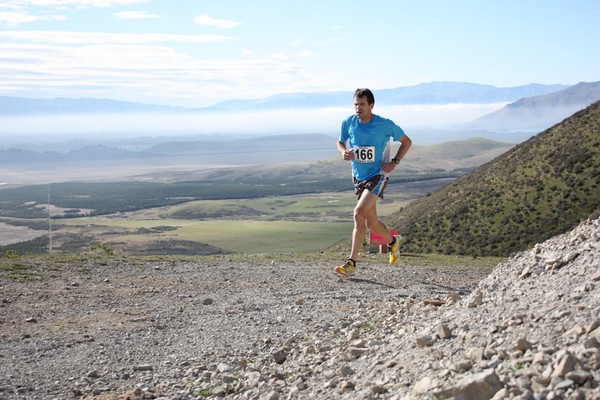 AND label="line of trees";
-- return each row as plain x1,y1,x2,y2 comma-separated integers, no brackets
0,235,49,257
0,172,461,219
